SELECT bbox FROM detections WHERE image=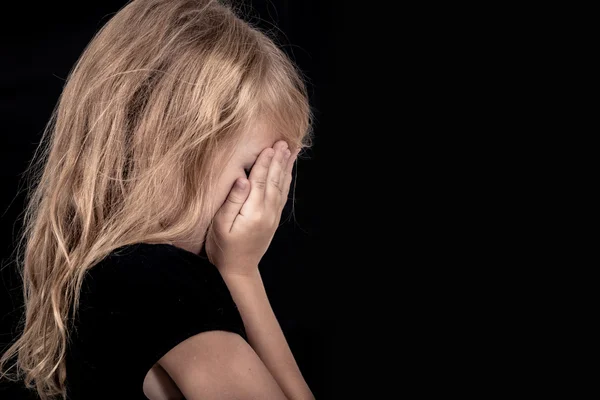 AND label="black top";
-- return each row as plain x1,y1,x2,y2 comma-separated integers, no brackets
65,243,247,399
